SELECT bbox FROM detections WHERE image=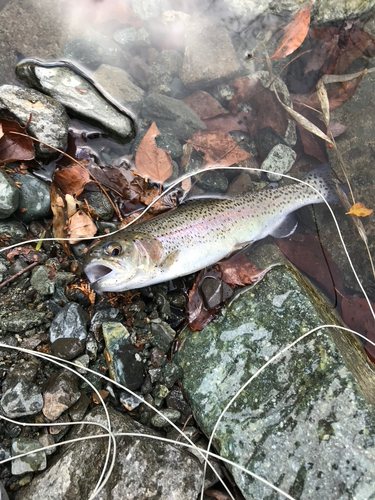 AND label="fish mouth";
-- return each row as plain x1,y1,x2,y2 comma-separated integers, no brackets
84,262,115,289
